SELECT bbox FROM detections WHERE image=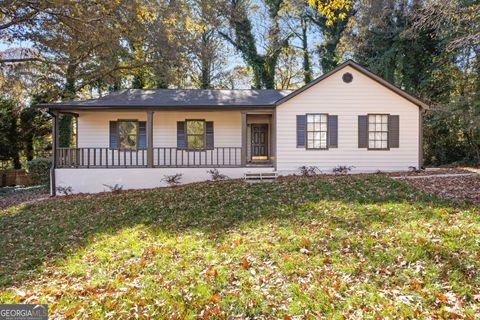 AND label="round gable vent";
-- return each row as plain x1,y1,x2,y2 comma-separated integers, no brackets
342,72,353,83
